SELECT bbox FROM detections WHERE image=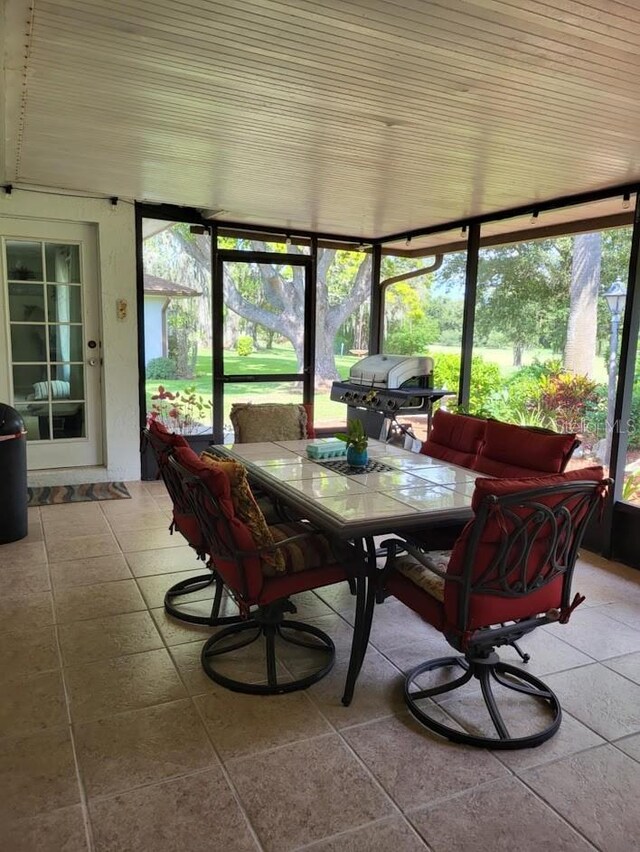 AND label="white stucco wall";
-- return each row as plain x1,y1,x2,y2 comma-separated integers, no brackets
144,297,165,363
0,190,140,480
